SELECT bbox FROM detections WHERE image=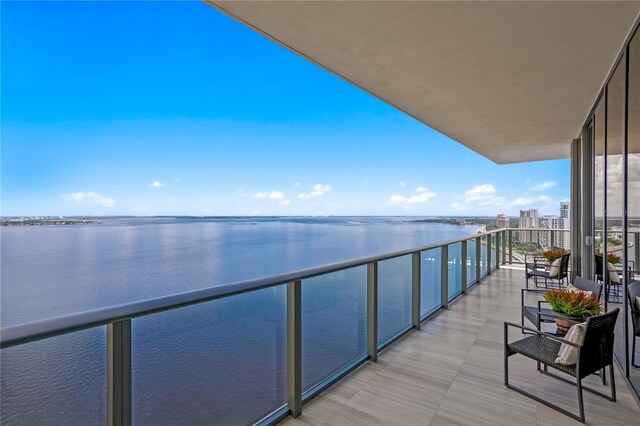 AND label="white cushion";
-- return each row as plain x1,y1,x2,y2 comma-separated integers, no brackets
566,284,592,297
556,322,586,365
607,262,620,284
548,258,562,278
636,296,640,312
